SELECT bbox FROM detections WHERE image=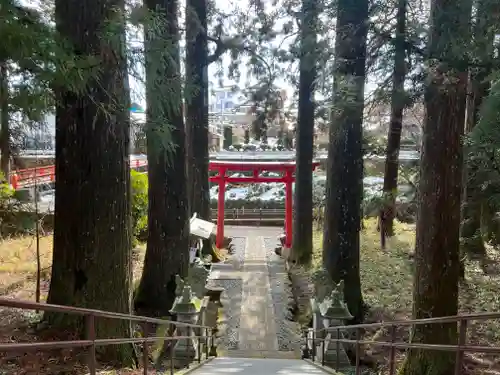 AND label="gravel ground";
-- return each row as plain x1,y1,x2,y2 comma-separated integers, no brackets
211,278,242,350
209,236,246,351
263,237,301,351
289,265,314,326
